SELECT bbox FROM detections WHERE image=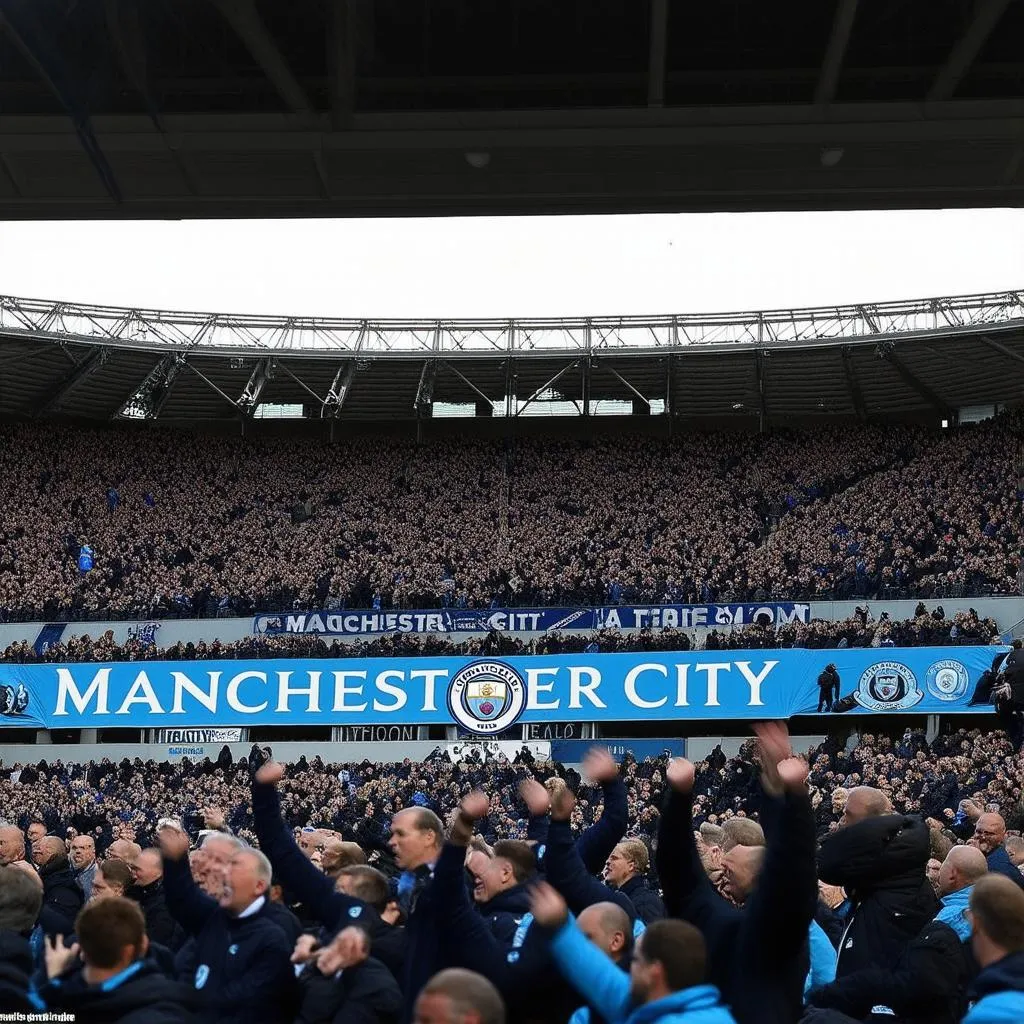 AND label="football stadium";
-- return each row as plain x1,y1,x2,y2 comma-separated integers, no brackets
1,2,1024,1022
